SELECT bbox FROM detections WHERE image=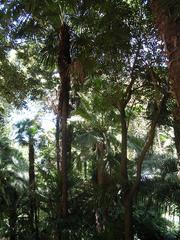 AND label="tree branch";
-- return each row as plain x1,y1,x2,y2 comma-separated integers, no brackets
124,41,141,106
128,95,166,200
